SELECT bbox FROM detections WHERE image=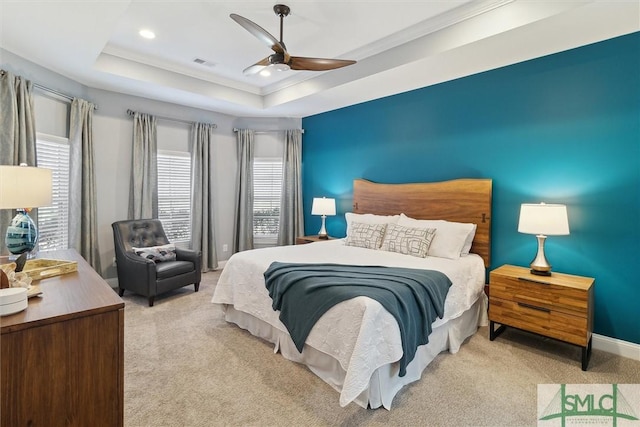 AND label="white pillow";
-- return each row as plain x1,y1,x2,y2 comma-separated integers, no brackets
344,222,387,249
461,223,477,256
345,212,399,237
397,214,476,260
380,223,436,258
